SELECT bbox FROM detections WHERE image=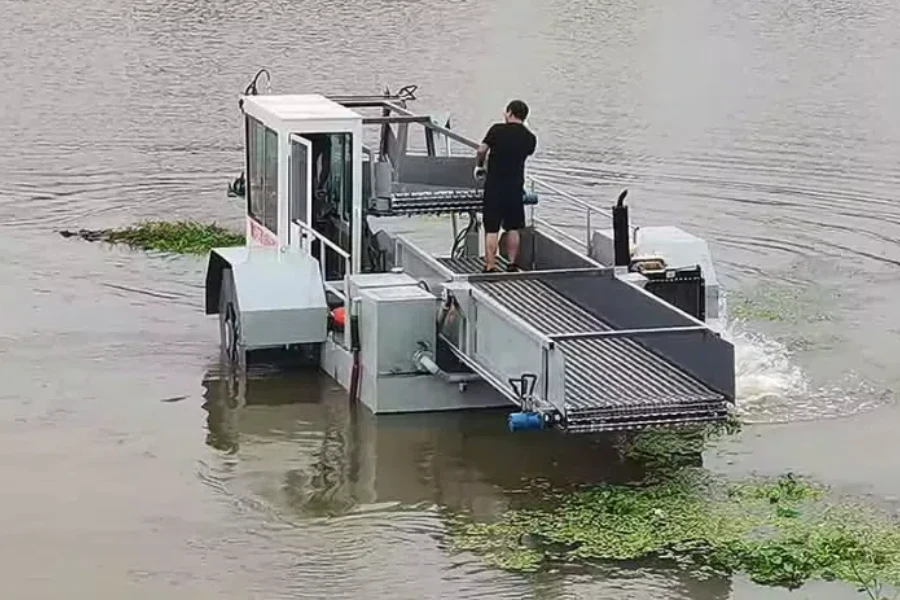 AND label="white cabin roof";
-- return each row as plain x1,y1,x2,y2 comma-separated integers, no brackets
243,94,361,123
